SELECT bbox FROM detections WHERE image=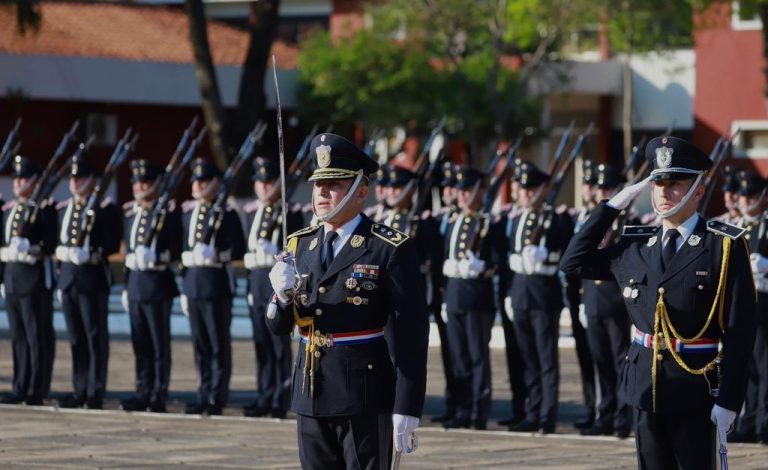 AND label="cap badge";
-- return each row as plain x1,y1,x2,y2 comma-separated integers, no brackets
655,146,673,169
316,145,332,169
